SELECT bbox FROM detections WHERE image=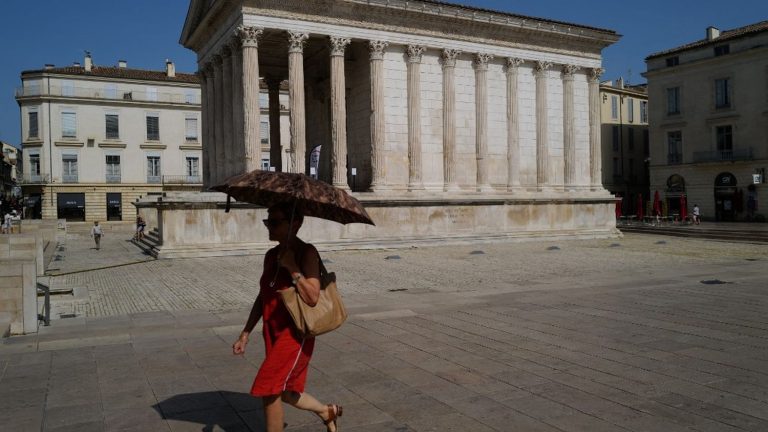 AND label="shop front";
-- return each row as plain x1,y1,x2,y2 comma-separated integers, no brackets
57,192,85,221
